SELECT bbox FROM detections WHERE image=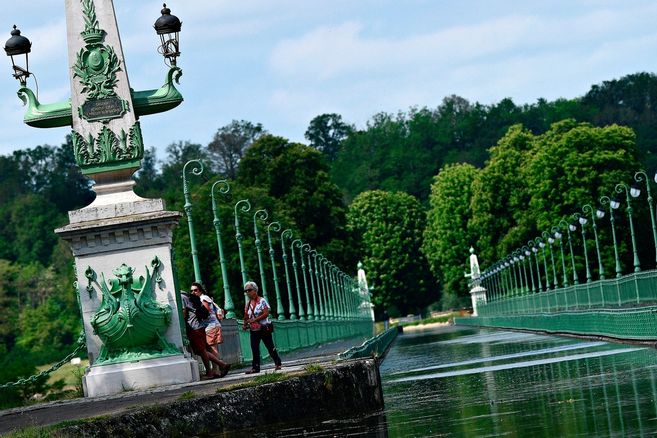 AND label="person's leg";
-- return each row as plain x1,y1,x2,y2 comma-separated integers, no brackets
249,330,261,372
261,332,282,367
